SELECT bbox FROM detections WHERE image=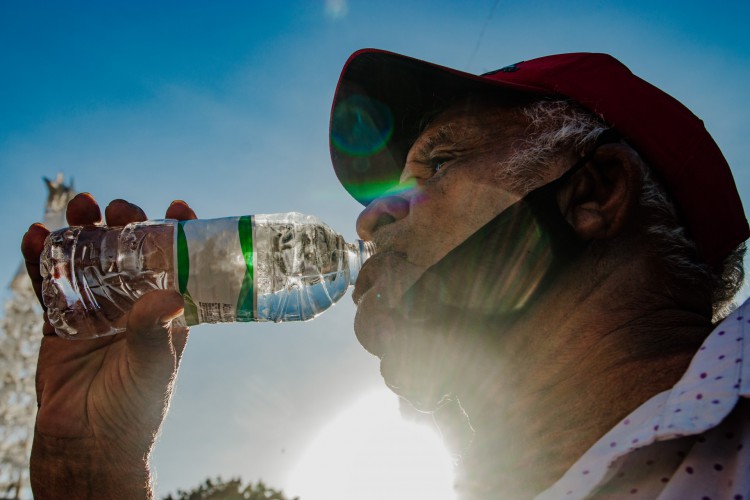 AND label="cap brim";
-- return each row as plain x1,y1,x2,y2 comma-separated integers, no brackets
329,49,548,205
